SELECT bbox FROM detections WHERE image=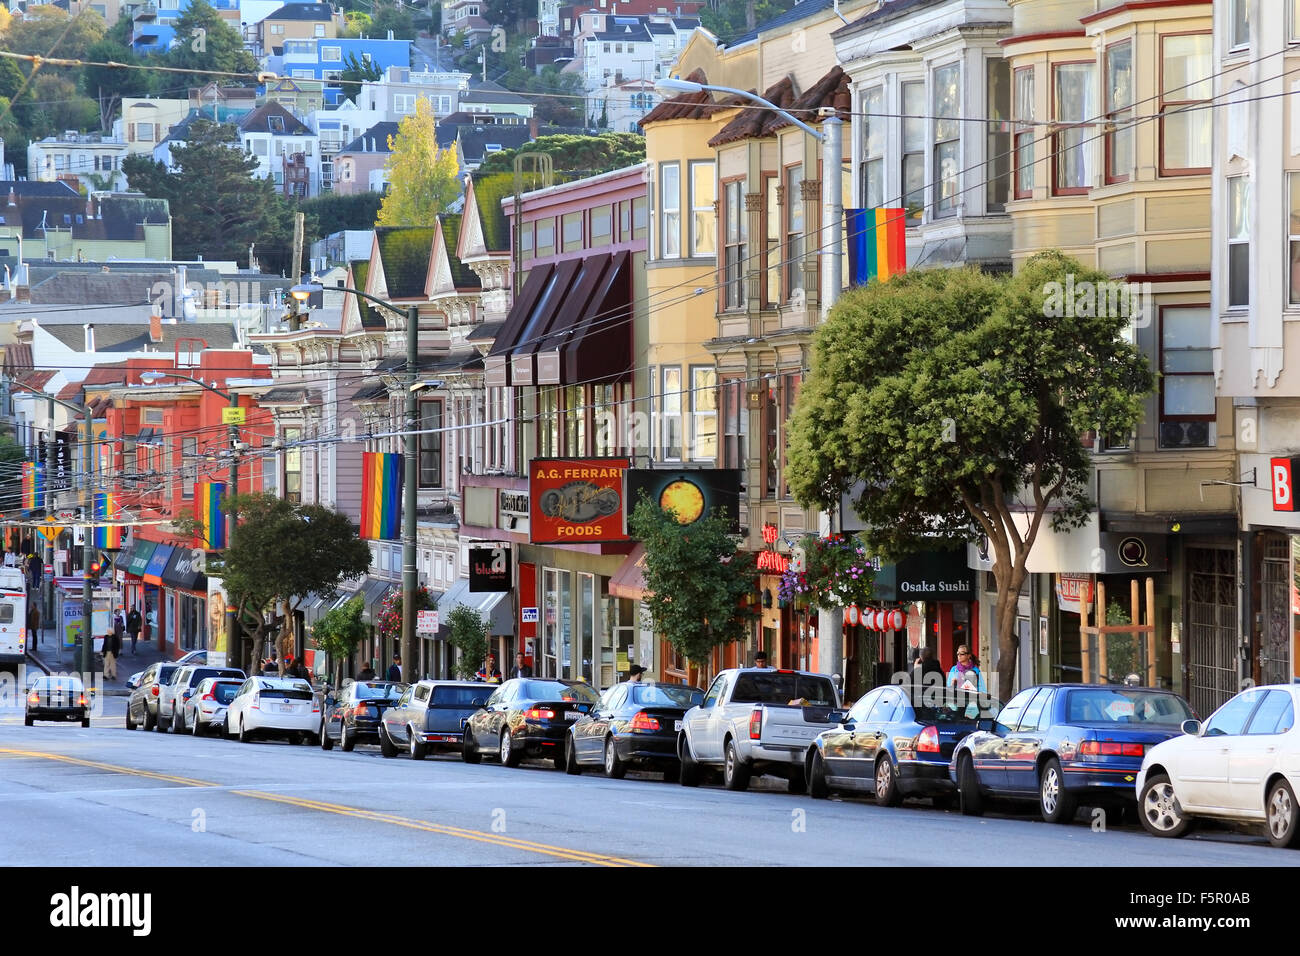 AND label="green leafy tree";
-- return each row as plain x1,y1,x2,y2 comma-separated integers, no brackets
298,191,383,246
369,1,415,40
628,497,757,669
338,51,383,93
220,493,372,676
699,0,795,42
785,252,1155,694
448,605,487,679
84,39,153,131
497,61,584,126
376,97,460,226
165,0,258,84
123,119,296,268
2,5,106,61
340,10,372,38
0,57,25,101
312,596,367,685
21,74,99,139
475,132,645,178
